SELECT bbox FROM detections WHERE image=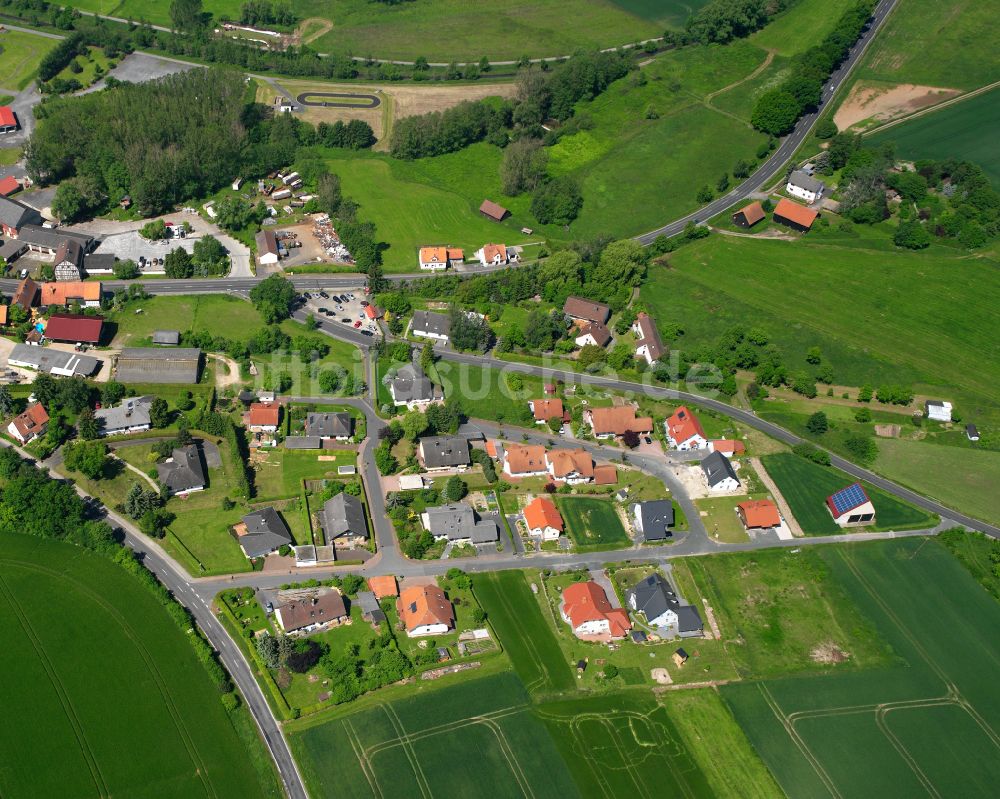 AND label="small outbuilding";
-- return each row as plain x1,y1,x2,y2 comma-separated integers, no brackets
732,201,765,228
479,199,509,222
